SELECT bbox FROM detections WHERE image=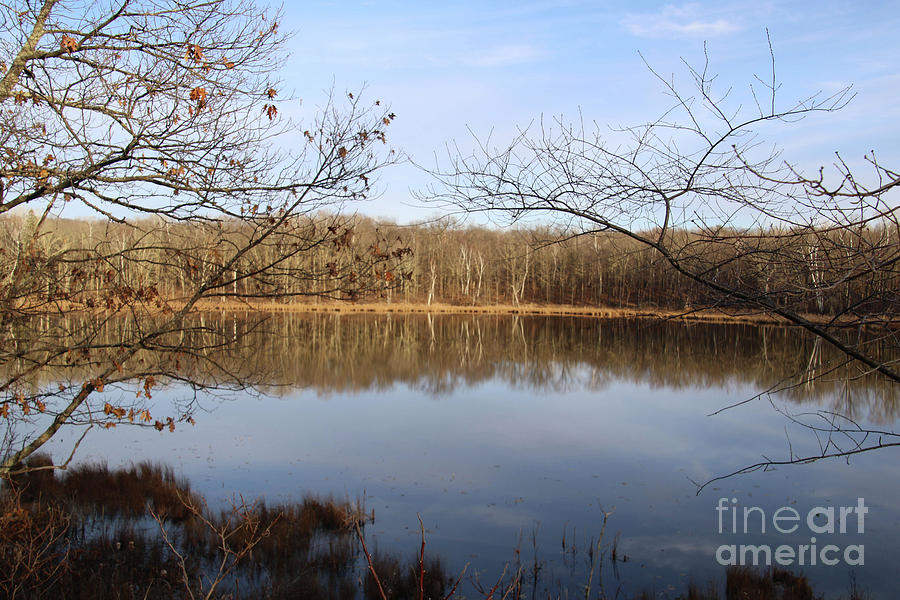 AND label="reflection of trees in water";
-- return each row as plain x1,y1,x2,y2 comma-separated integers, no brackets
10,313,895,421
